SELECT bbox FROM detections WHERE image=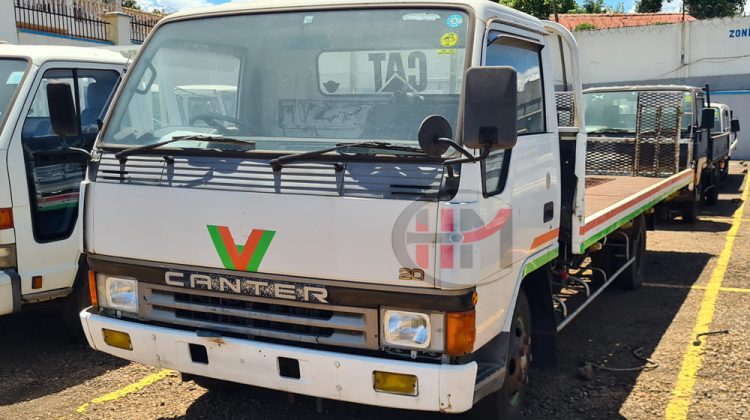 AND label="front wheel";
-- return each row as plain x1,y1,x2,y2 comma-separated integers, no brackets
476,290,532,419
